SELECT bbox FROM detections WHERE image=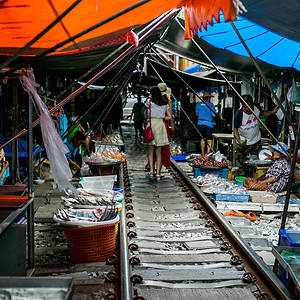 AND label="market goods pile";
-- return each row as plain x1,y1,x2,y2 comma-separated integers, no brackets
193,155,228,168
97,133,123,145
54,183,122,226
85,147,126,164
